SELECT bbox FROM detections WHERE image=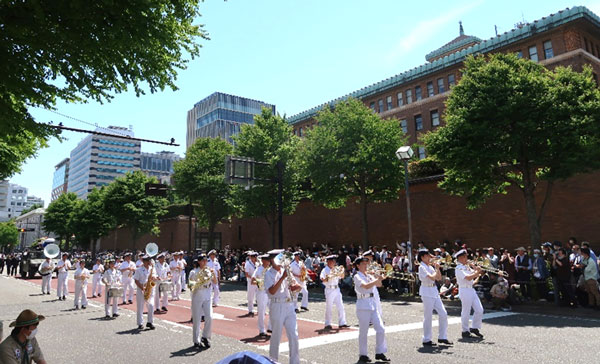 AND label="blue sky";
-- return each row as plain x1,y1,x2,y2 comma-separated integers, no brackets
12,0,600,205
